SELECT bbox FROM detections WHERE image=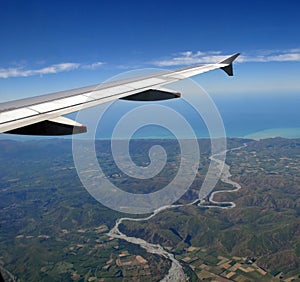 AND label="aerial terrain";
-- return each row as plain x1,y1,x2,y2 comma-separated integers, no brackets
1,1,300,281
0,137,299,281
